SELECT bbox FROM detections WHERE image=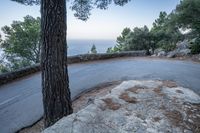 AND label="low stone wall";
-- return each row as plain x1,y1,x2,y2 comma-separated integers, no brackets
0,64,41,85
0,51,146,85
67,51,146,64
